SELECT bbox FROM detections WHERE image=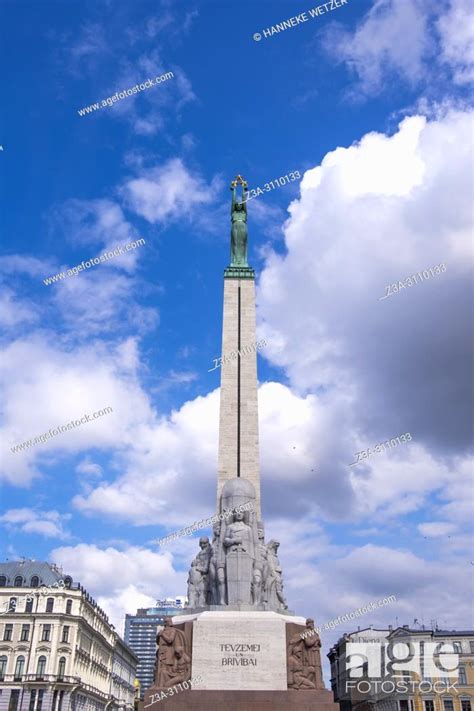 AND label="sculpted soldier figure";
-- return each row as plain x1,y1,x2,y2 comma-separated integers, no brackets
302,618,324,688
186,561,201,608
230,176,249,267
287,648,315,690
287,618,324,690
252,524,268,605
208,522,222,605
264,540,288,610
186,537,211,608
223,509,255,604
155,618,189,688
